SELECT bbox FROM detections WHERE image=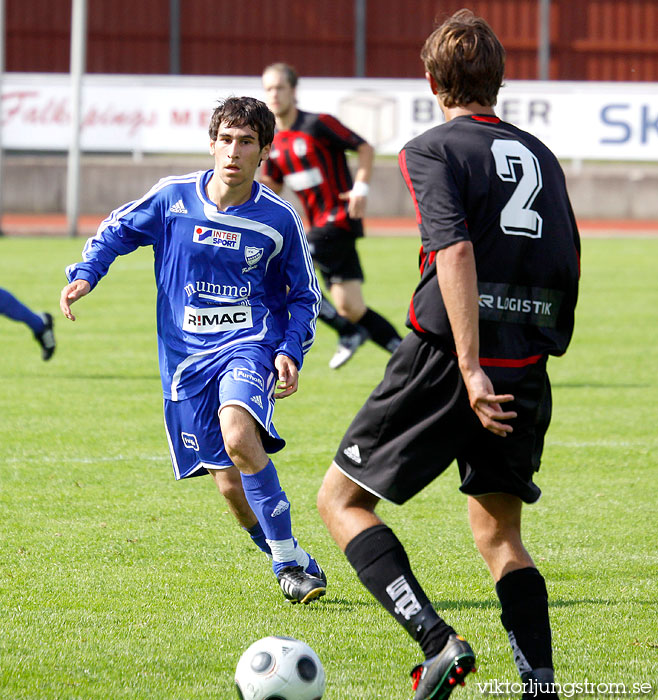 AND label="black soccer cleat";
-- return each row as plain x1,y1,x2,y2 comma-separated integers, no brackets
410,634,476,700
277,565,326,605
34,312,56,361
